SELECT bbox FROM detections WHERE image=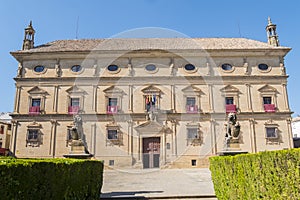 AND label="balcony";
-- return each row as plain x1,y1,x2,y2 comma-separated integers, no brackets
29,106,40,115
186,105,198,113
226,104,236,113
68,106,80,114
107,106,118,114
264,104,276,112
